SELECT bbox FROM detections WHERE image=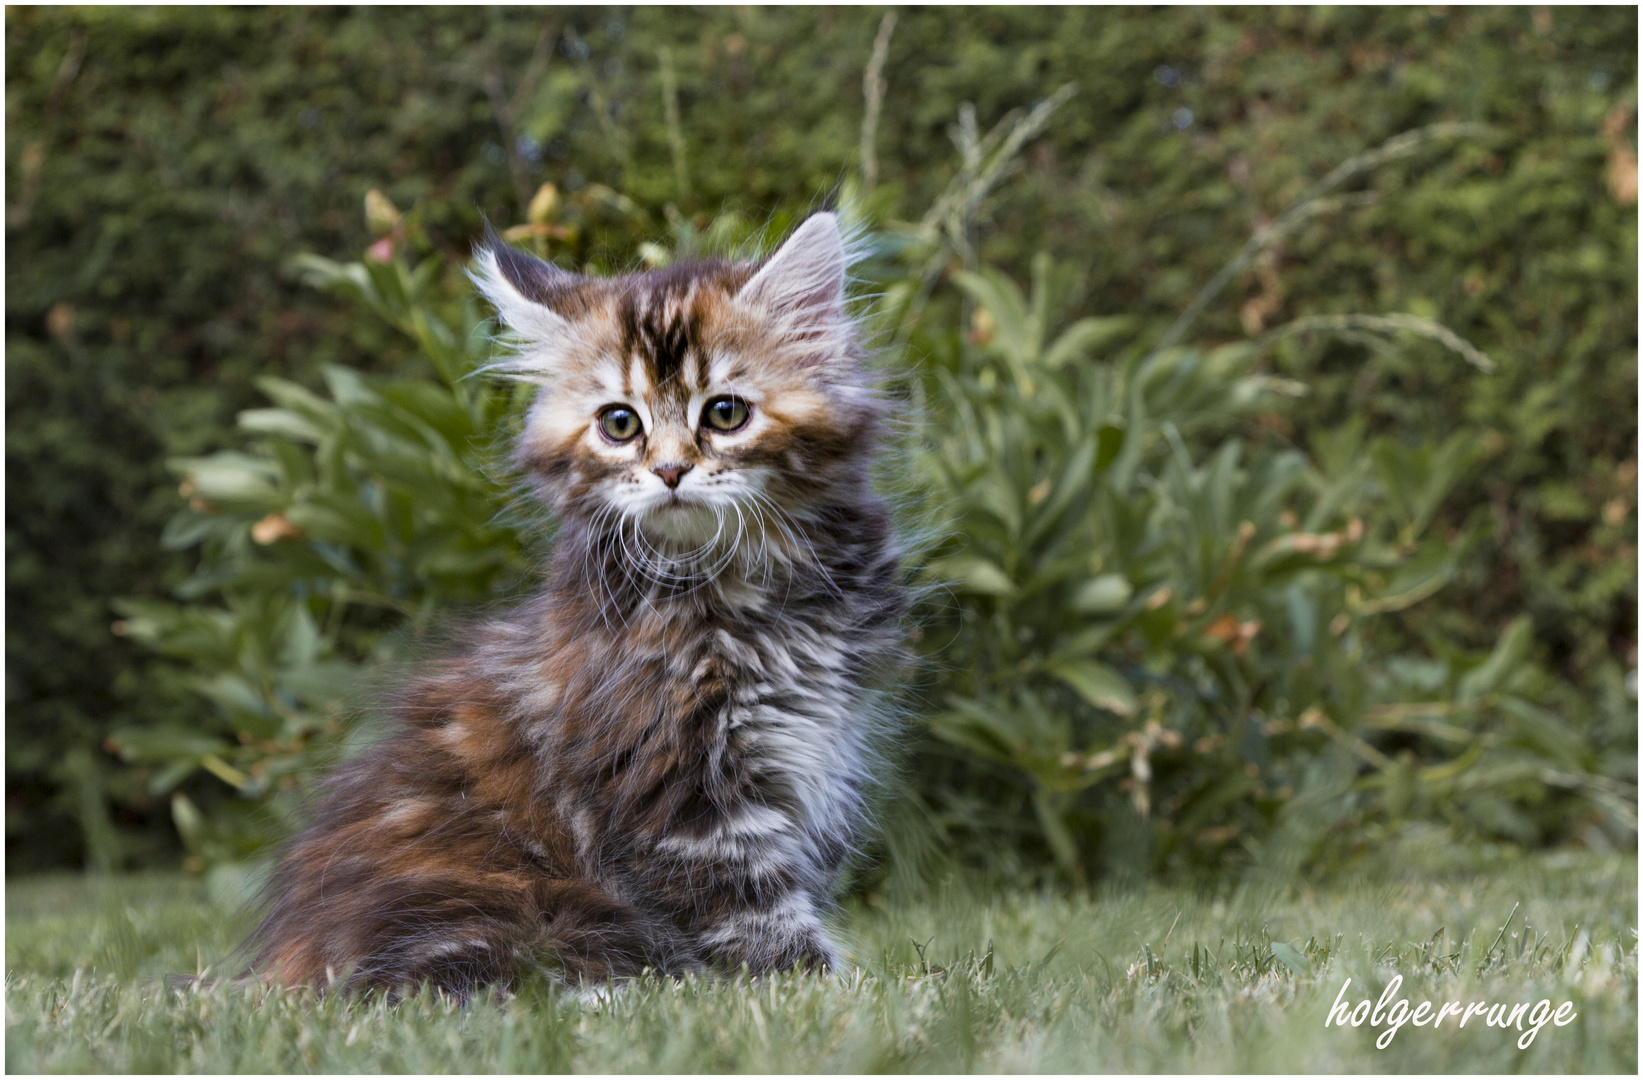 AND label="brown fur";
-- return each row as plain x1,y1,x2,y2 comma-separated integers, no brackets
251,214,906,997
